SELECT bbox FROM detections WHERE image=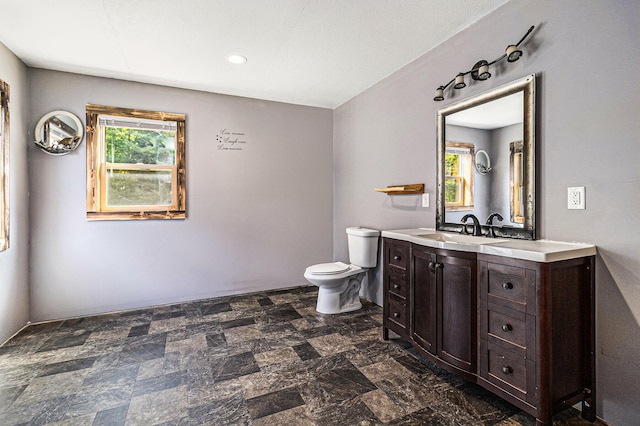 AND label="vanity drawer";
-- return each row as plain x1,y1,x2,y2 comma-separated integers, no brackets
485,262,534,312
482,340,530,400
387,269,408,299
384,239,410,272
385,296,408,334
487,306,527,350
